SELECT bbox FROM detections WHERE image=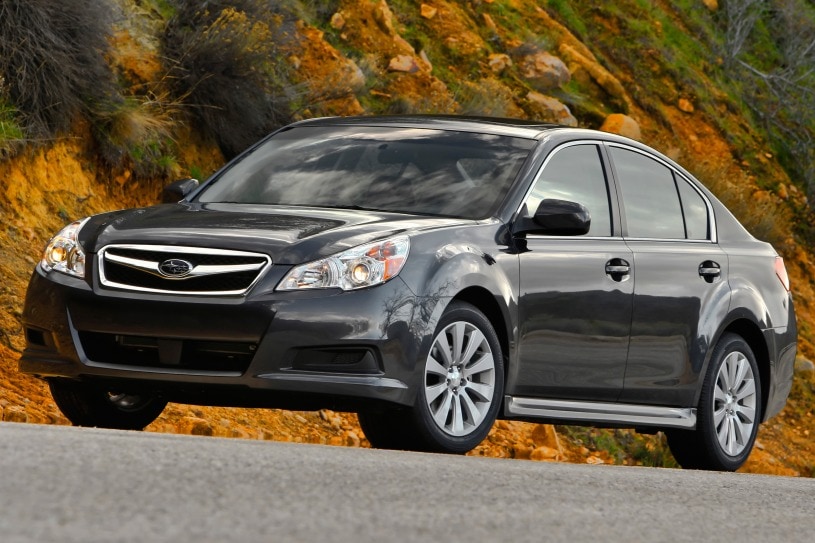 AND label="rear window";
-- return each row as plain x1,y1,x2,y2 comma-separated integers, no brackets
195,126,535,219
